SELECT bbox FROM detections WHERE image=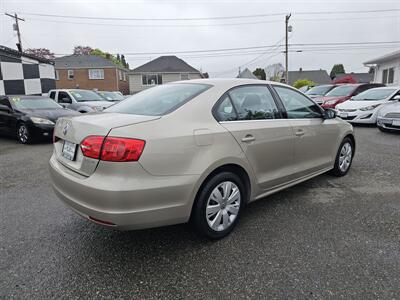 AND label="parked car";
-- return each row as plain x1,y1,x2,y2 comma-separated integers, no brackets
96,91,125,102
49,79,355,239
306,84,337,101
0,95,79,144
377,93,400,132
320,83,384,109
336,87,400,124
48,89,114,113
